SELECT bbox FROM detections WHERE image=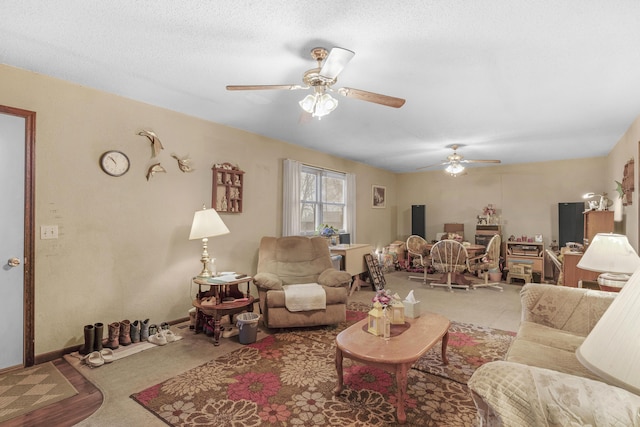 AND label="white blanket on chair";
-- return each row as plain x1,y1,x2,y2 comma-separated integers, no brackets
282,283,326,312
